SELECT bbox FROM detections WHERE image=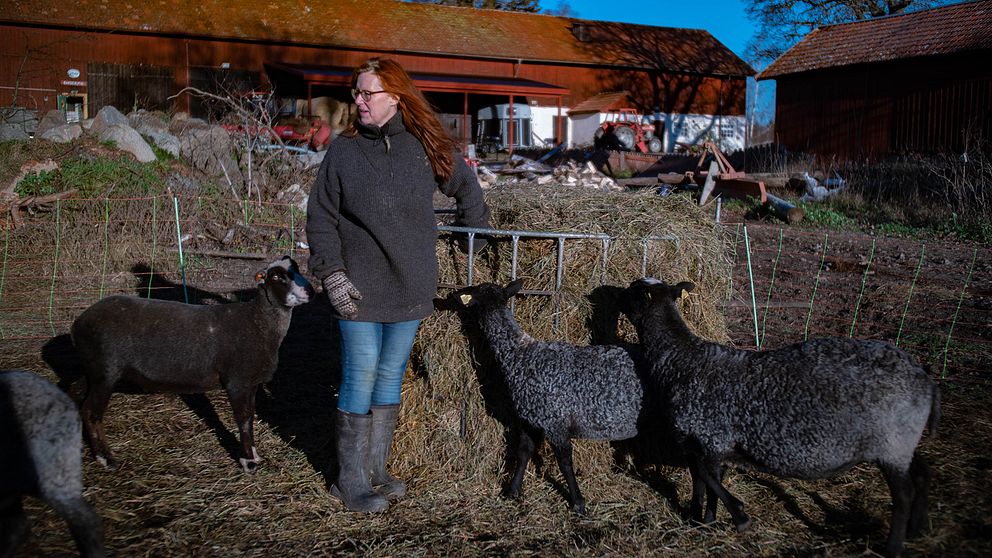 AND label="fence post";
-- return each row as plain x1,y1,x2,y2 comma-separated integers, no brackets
804,233,829,341
896,243,925,347
743,225,759,348
758,227,783,349
848,237,876,337
48,199,62,336
941,248,977,378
